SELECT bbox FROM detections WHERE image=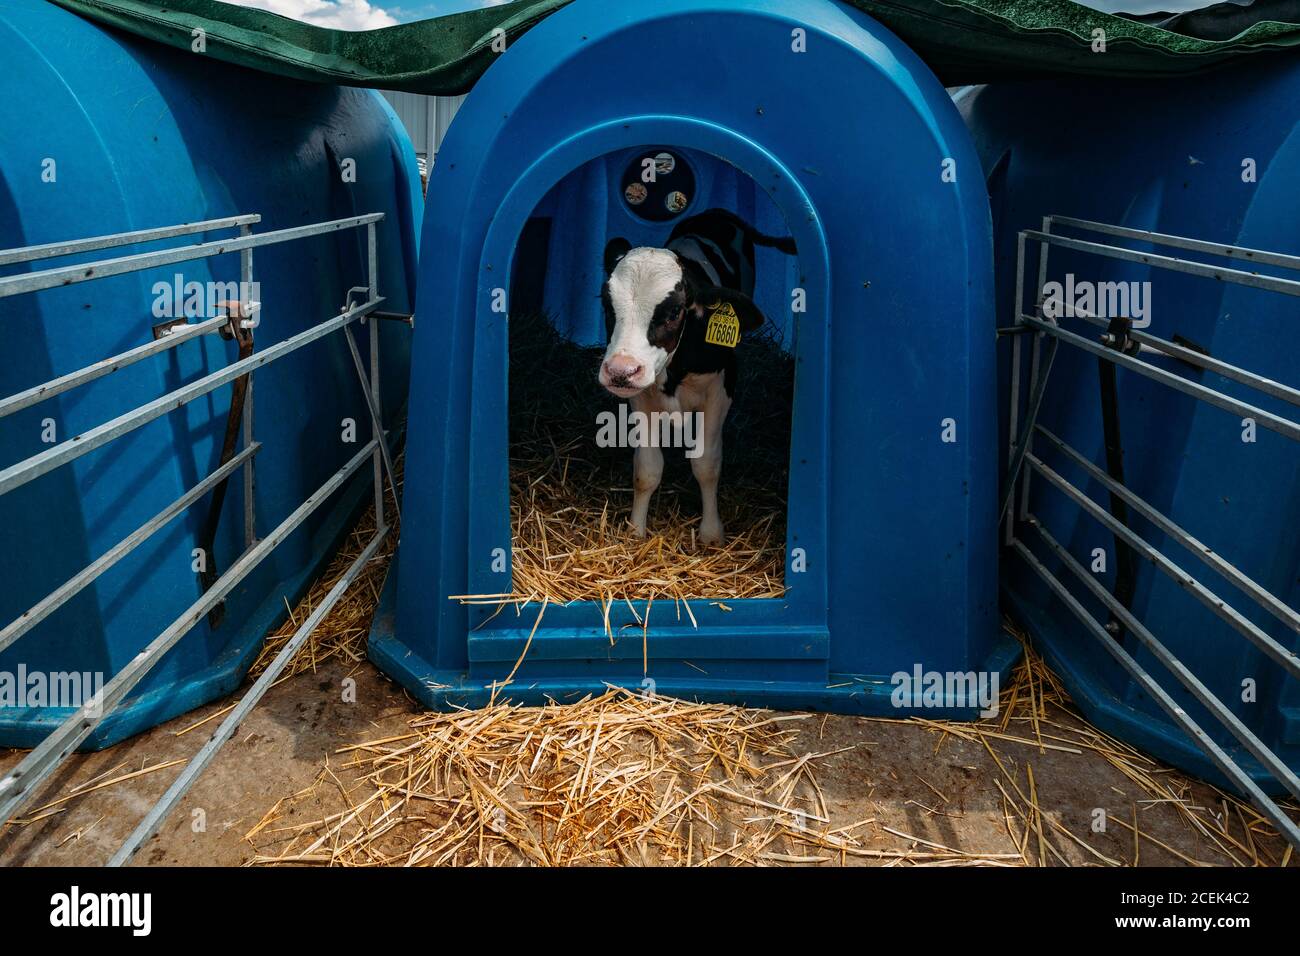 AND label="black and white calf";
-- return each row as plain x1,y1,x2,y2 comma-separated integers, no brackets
598,208,796,545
